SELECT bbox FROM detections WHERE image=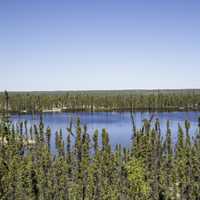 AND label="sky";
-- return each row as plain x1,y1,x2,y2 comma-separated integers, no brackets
0,0,200,91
